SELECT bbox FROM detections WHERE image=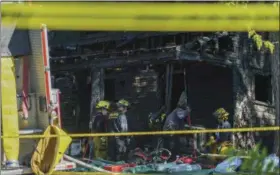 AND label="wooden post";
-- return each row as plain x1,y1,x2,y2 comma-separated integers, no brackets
90,68,104,119
165,64,174,114
270,32,280,153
